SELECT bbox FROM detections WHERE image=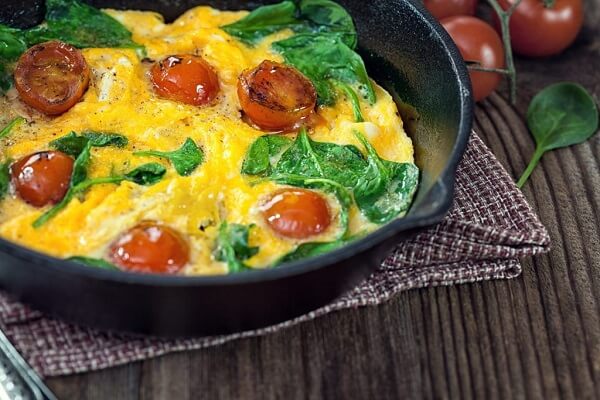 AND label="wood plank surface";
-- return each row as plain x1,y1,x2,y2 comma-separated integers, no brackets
45,2,600,399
